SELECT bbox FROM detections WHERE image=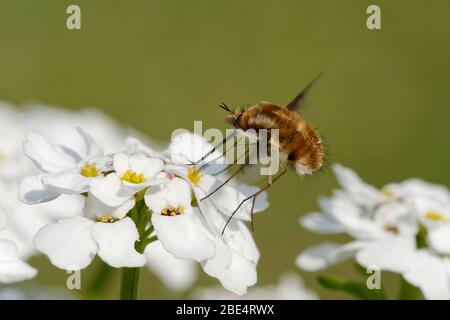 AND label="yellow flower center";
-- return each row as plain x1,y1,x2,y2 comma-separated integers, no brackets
425,210,447,222
187,167,203,186
161,205,185,216
96,215,118,223
381,188,395,199
81,162,99,177
0,152,5,163
121,170,145,184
